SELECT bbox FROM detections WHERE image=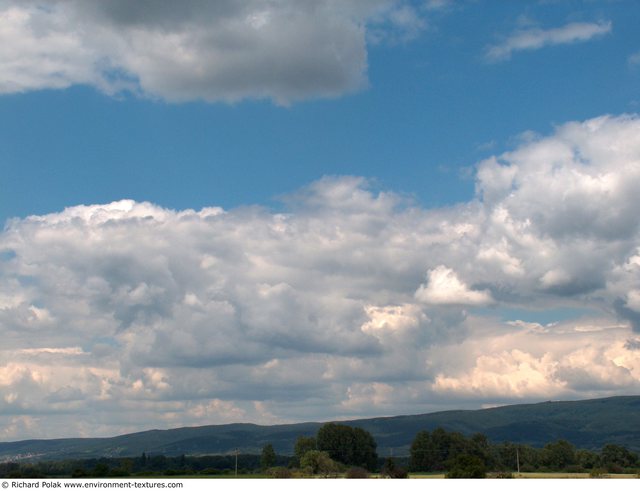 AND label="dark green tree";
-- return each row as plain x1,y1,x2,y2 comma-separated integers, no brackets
430,427,467,470
352,427,378,471
293,436,317,465
410,430,434,471
600,444,638,472
541,440,577,471
445,454,486,478
317,423,355,465
316,423,377,471
576,449,599,470
411,428,479,472
260,443,277,470
92,463,110,477
494,442,541,472
468,433,492,466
